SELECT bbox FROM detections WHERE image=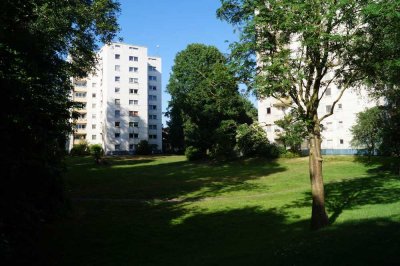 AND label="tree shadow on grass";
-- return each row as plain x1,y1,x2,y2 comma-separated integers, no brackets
353,155,400,175
285,172,400,224
40,202,400,266
68,157,287,202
